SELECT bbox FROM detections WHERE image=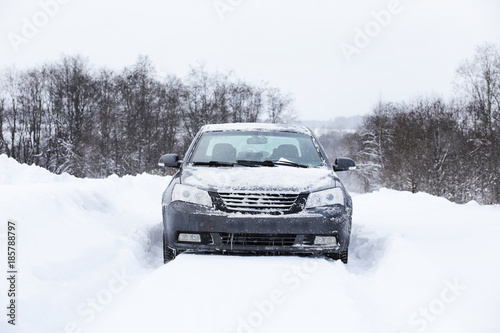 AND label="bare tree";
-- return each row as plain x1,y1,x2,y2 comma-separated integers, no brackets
455,43,500,203
265,87,295,124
